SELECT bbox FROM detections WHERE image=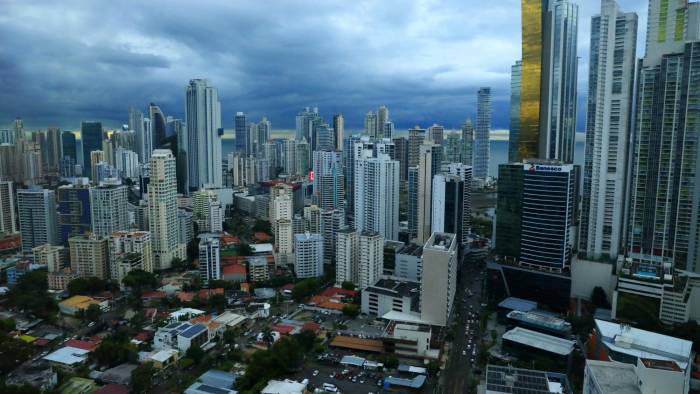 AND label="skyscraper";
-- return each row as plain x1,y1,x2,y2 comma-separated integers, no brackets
444,133,462,164
377,105,390,138
295,107,320,142
186,79,223,189
129,107,151,164
416,143,441,243
364,111,378,138
509,61,522,163
333,114,344,151
0,181,17,235
474,88,491,179
461,119,474,167
579,0,637,261
427,124,445,145
516,0,578,163
18,188,58,252
495,163,577,272
421,232,457,327
407,126,426,169
407,166,419,239
80,121,103,172
432,173,469,246
57,181,91,245
354,152,400,241
149,103,167,149
256,117,271,156
149,149,182,270
61,131,77,163
320,208,345,264
234,112,249,156
392,137,408,181
294,233,324,278
312,150,344,210
110,230,154,282
46,127,62,175
89,178,129,238
627,0,700,272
